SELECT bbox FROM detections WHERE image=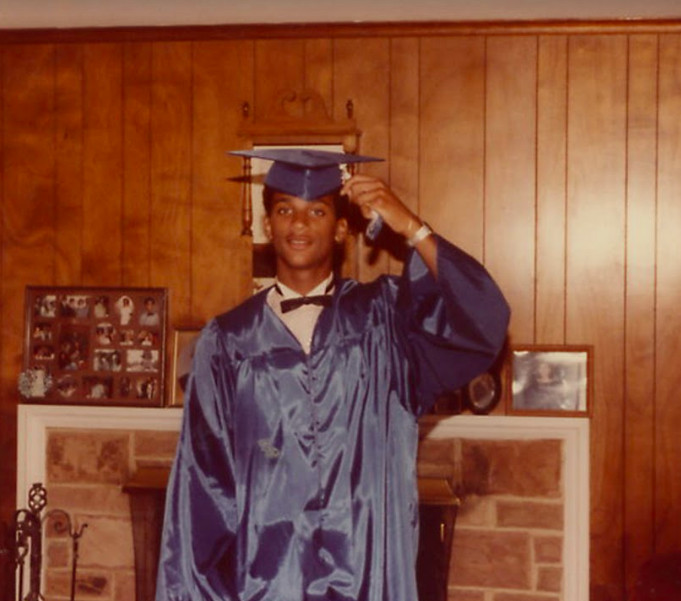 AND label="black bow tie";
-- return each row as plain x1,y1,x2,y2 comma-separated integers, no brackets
280,295,332,314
